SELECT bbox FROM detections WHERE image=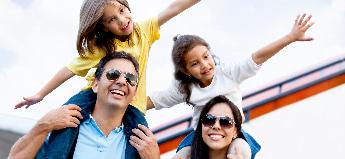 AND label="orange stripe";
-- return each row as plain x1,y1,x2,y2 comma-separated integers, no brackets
249,74,345,119
159,134,187,154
